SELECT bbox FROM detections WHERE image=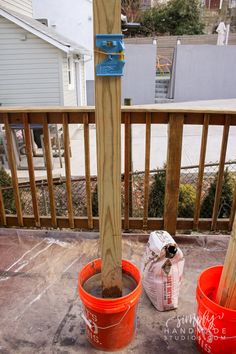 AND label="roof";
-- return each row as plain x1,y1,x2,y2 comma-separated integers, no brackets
0,5,91,56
